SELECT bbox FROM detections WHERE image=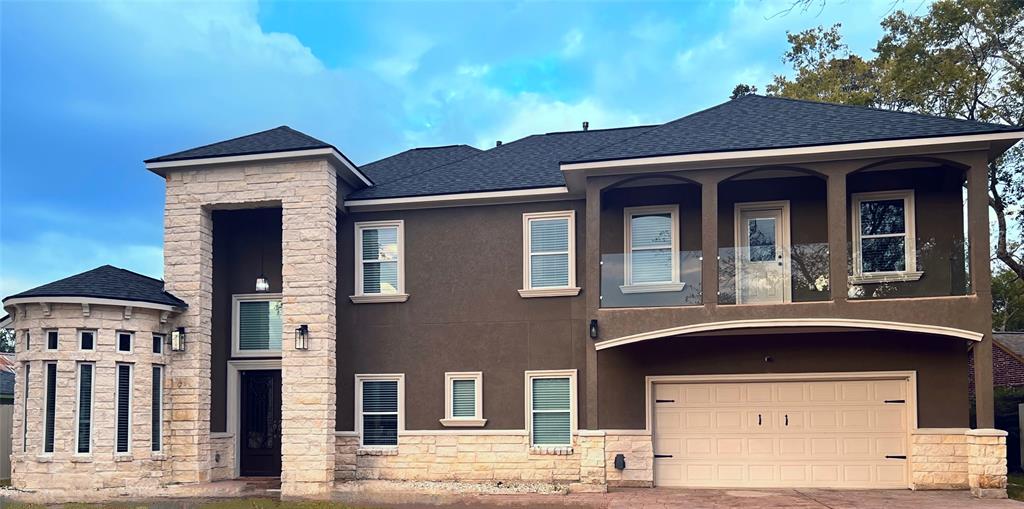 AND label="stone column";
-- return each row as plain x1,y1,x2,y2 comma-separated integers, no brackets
572,430,607,493
163,181,214,483
966,429,1008,499
279,164,338,497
